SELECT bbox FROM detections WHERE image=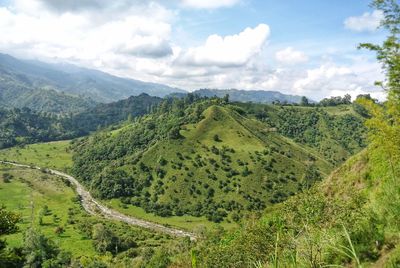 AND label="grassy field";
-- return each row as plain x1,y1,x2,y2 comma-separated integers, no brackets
0,163,95,257
0,140,73,171
106,199,238,232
